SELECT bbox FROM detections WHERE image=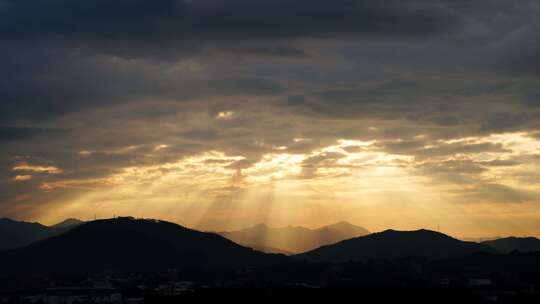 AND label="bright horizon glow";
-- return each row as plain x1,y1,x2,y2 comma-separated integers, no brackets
18,132,540,239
